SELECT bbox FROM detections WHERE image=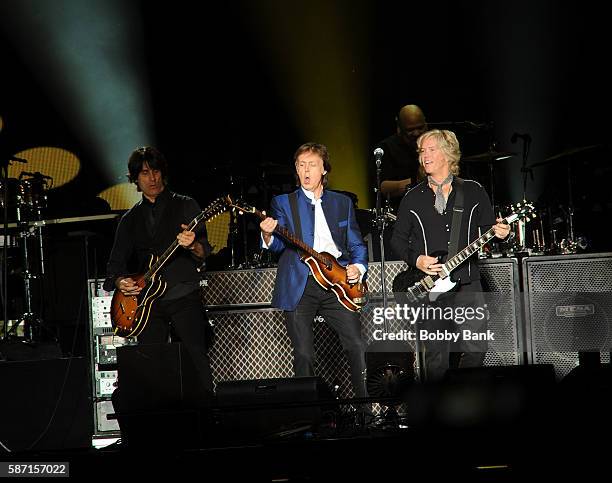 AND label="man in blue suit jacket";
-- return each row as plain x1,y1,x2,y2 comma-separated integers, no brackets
260,142,369,401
